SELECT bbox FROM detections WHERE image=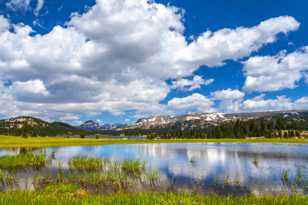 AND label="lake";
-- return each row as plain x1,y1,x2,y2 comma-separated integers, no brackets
1,143,308,194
